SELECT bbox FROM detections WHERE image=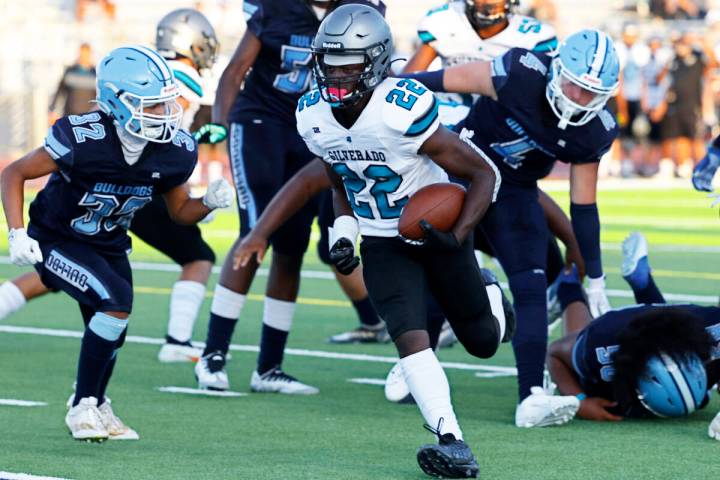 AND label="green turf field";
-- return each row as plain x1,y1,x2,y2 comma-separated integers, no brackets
0,186,718,479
